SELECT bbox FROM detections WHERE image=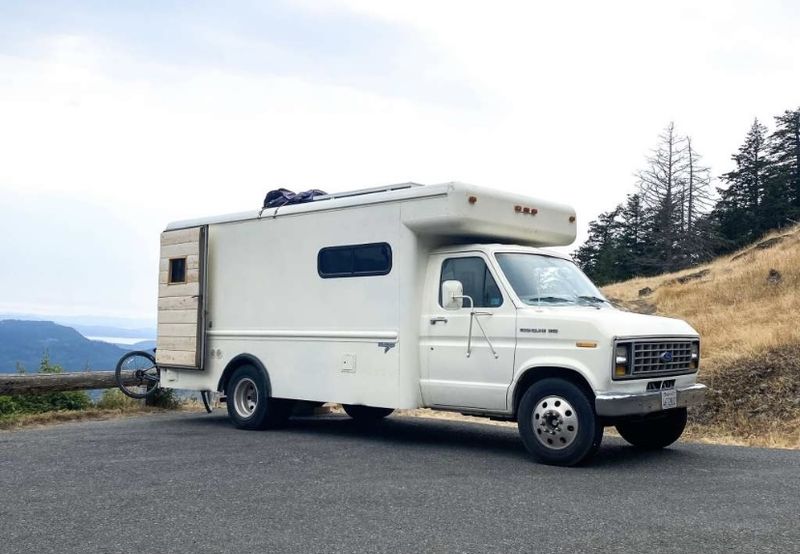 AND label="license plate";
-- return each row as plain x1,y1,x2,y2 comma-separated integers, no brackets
661,389,677,410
